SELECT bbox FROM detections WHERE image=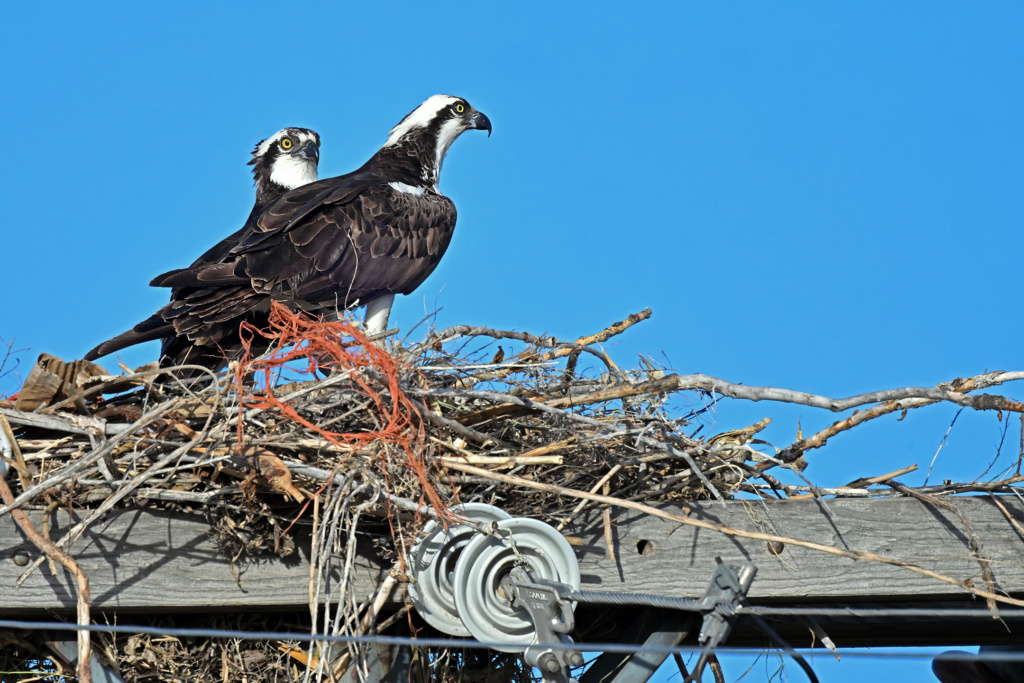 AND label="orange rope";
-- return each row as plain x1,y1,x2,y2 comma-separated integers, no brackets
233,302,446,515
